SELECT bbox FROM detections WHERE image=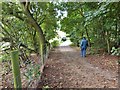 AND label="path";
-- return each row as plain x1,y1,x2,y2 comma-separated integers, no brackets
38,46,118,88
